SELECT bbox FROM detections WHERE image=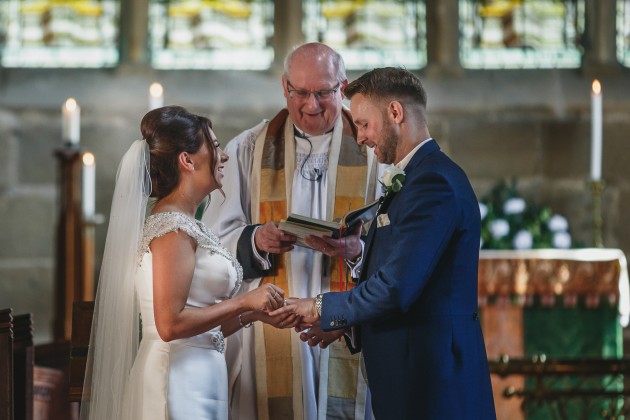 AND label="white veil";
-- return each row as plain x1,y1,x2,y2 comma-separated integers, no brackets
80,140,151,419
